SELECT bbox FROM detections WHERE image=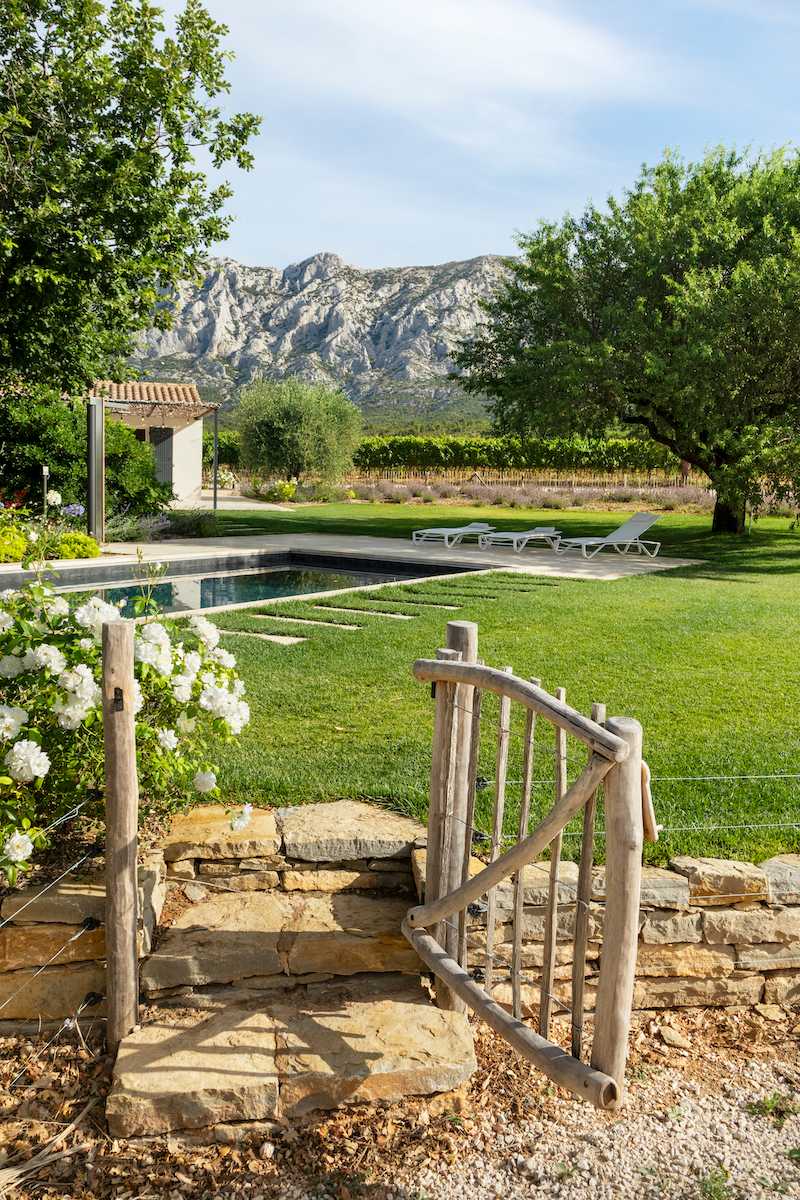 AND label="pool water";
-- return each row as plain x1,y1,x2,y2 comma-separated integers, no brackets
98,566,419,616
